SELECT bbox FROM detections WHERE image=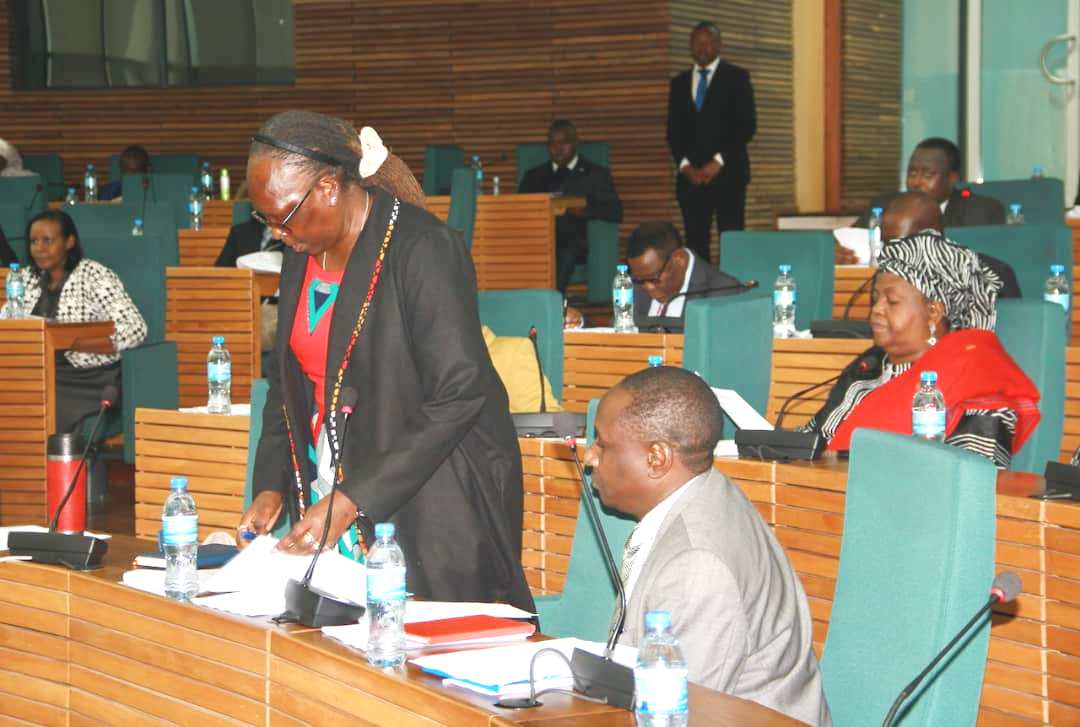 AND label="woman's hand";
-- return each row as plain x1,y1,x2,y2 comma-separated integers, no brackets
277,489,358,555
236,490,283,548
